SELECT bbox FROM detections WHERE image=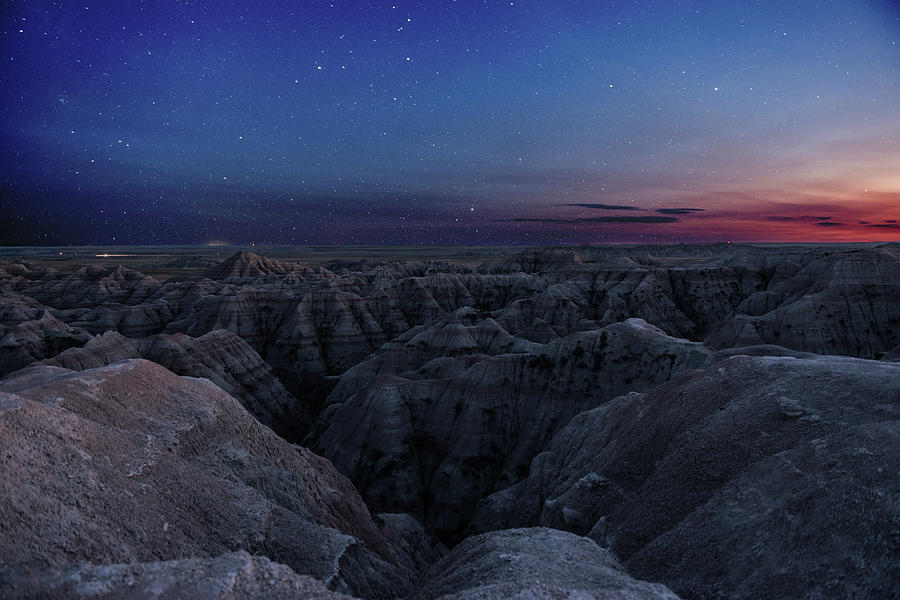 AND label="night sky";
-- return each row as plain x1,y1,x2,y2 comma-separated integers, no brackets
1,1,898,246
